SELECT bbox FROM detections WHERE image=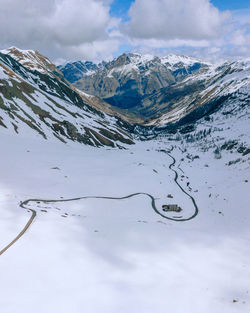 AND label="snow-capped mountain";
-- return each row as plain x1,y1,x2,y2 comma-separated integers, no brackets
144,58,250,126
59,53,249,127
1,47,63,77
0,48,134,147
1,48,249,313
58,60,102,83
61,53,210,112
60,53,179,109
1,47,249,148
161,54,211,79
